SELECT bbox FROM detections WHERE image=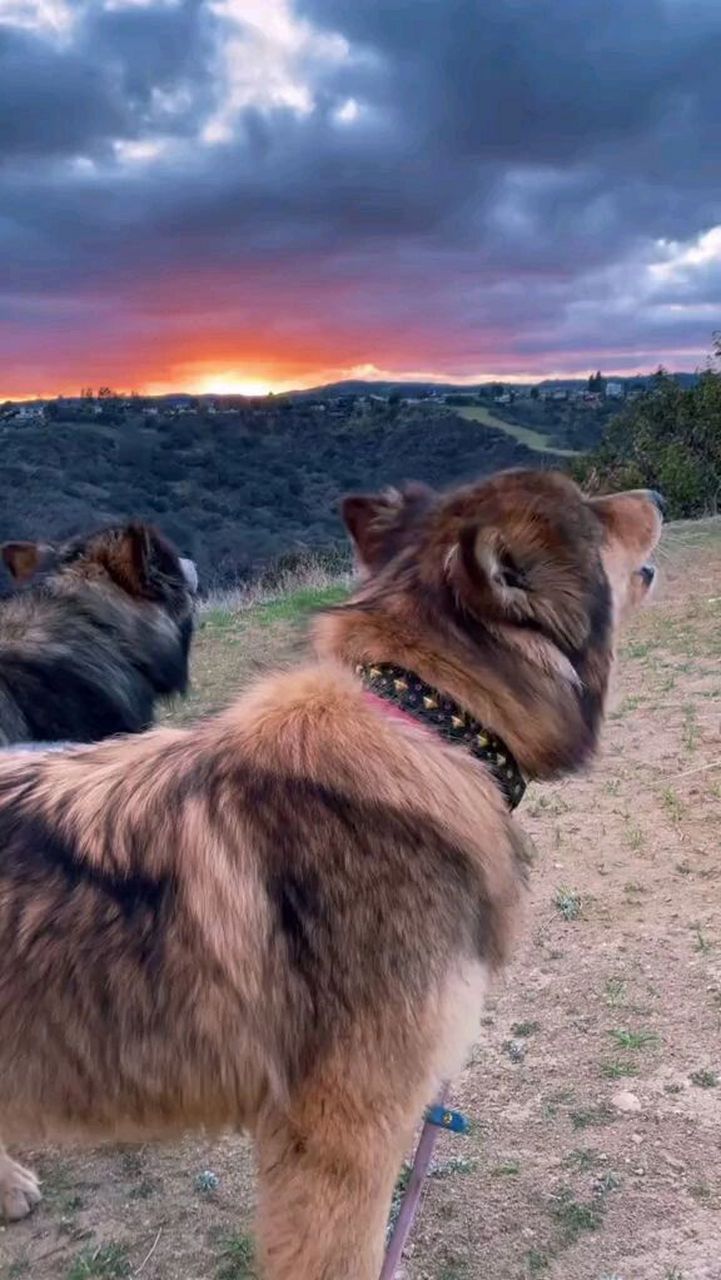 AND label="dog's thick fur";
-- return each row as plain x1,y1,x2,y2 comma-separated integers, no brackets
0,472,662,1277
0,523,196,747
